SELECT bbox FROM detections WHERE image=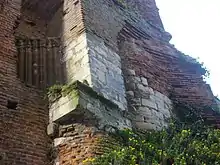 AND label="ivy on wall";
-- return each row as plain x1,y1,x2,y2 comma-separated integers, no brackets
83,104,220,165
83,120,220,165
